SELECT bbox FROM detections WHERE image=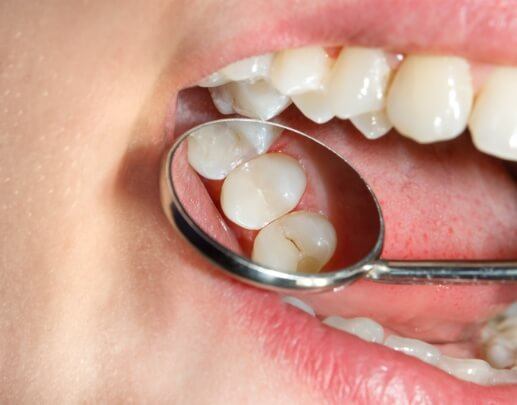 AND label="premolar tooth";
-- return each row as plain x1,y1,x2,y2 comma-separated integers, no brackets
468,67,517,161
187,122,280,180
387,55,473,143
438,356,493,385
221,154,306,230
198,71,230,87
252,211,336,273
282,296,316,316
209,86,235,115
270,46,332,96
213,80,291,120
291,84,334,124
329,47,393,119
350,110,393,139
484,336,515,369
322,316,384,343
384,335,441,365
220,54,273,82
